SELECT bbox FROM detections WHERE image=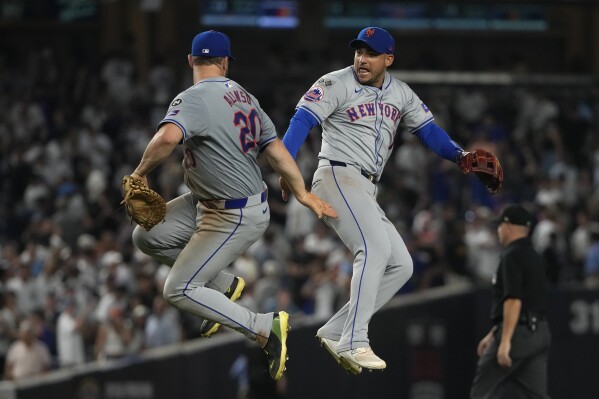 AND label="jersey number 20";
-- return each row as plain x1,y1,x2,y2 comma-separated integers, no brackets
234,109,261,153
